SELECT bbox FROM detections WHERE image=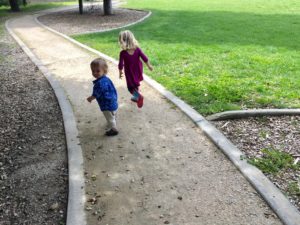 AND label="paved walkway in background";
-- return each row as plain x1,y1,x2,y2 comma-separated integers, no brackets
9,15,282,225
